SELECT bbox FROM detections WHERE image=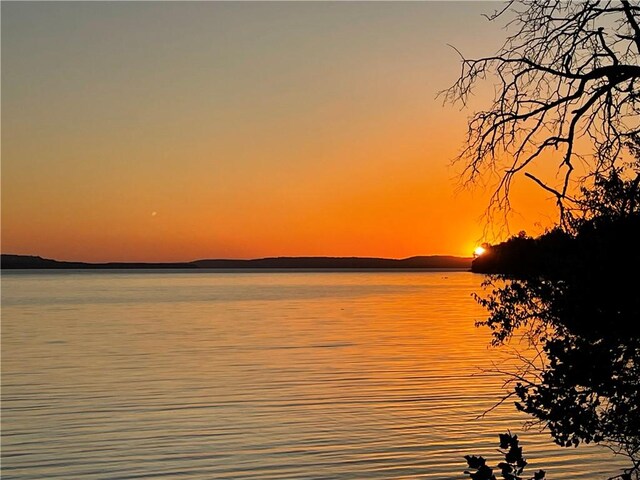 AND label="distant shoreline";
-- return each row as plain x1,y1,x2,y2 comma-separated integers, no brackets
2,268,472,276
1,254,472,271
